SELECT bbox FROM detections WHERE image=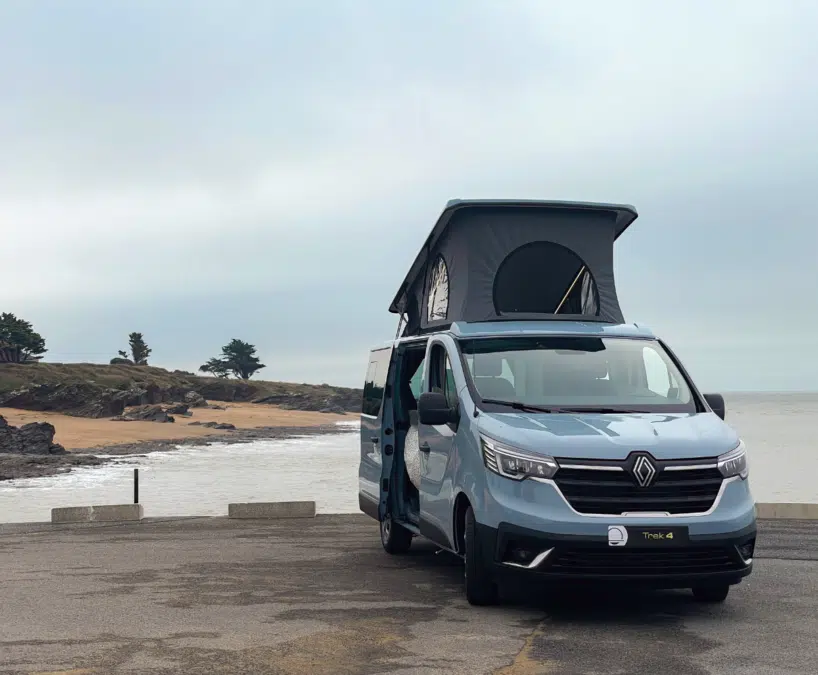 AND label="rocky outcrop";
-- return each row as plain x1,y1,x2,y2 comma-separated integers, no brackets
188,421,235,430
0,383,127,418
184,391,208,408
0,382,207,419
112,405,175,423
252,392,355,414
0,415,66,455
0,363,363,417
195,379,257,402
